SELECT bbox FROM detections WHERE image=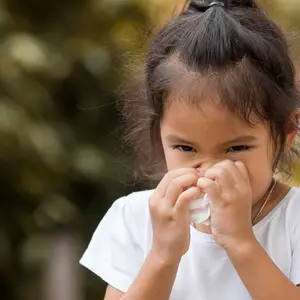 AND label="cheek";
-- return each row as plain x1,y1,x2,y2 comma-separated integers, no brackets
162,144,175,169
243,149,274,203
164,149,184,170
